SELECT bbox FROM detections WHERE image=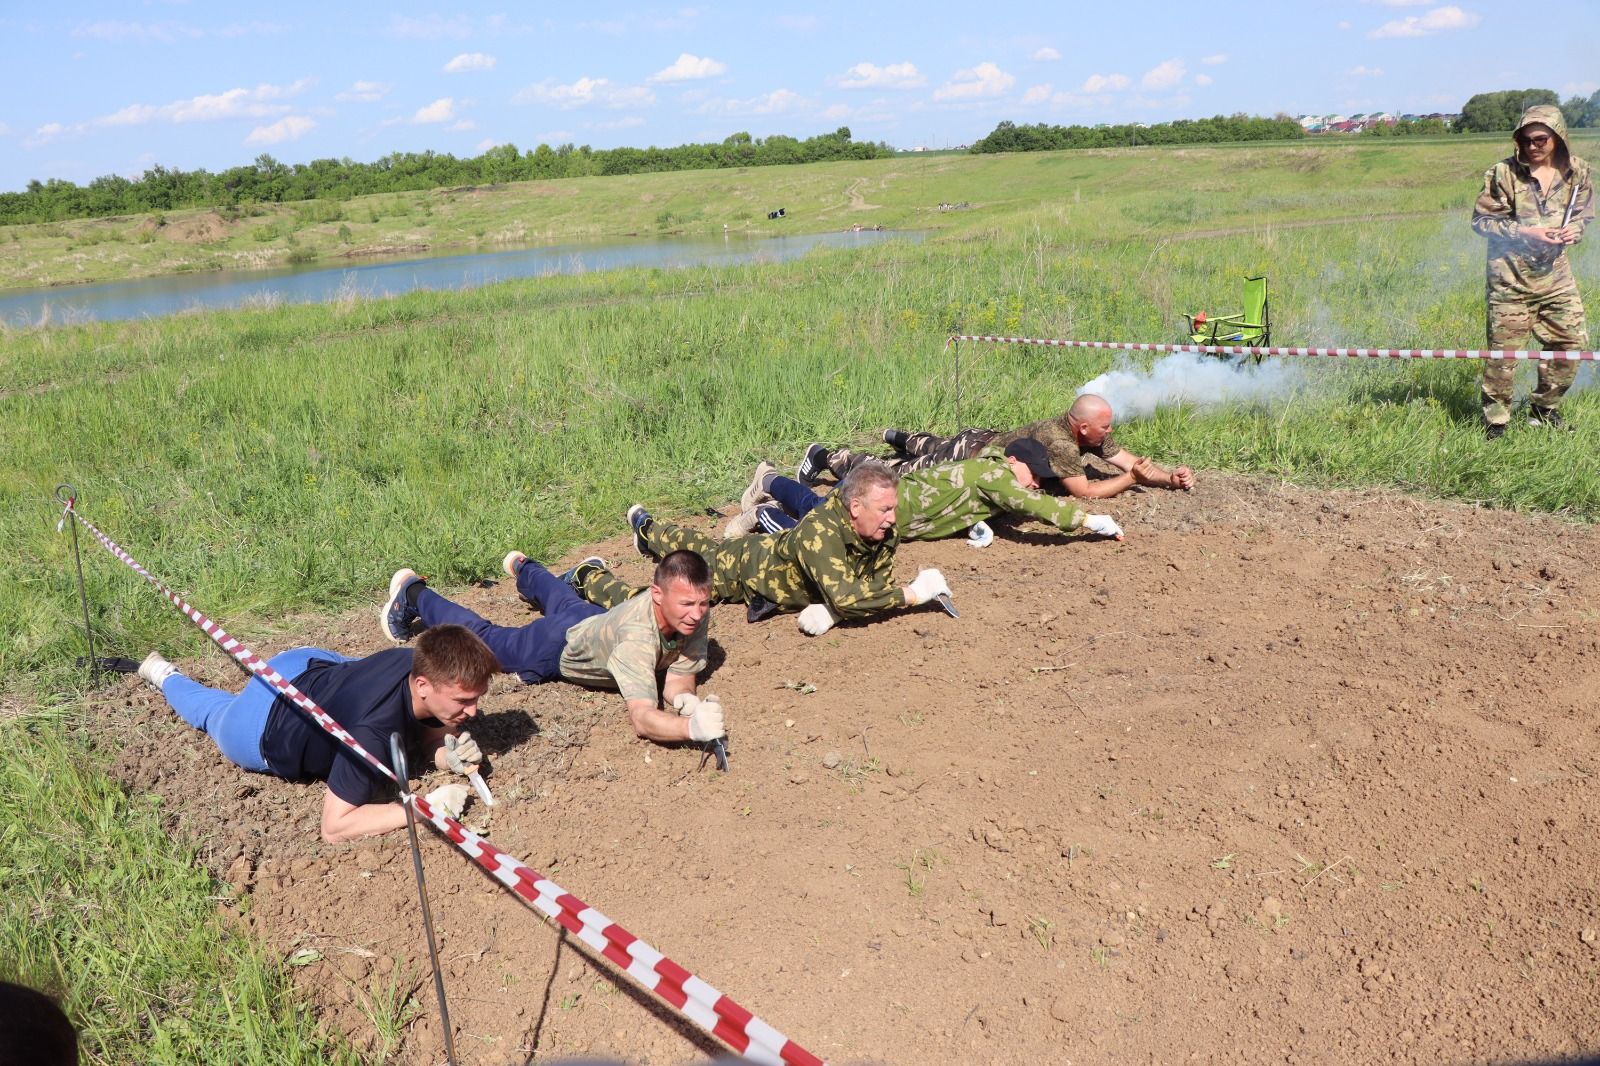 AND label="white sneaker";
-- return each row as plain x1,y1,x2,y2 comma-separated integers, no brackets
138,651,177,691
723,508,760,539
502,550,528,579
741,461,776,512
